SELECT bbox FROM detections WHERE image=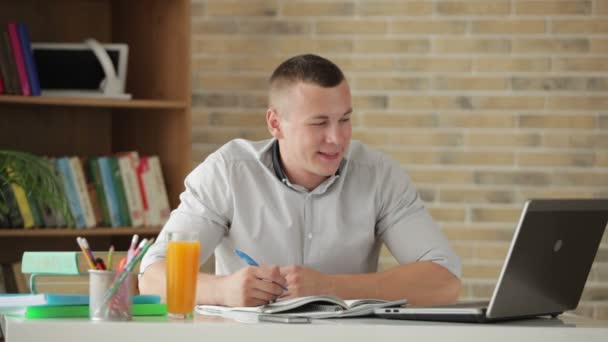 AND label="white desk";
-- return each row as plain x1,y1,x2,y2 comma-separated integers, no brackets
2,313,608,342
